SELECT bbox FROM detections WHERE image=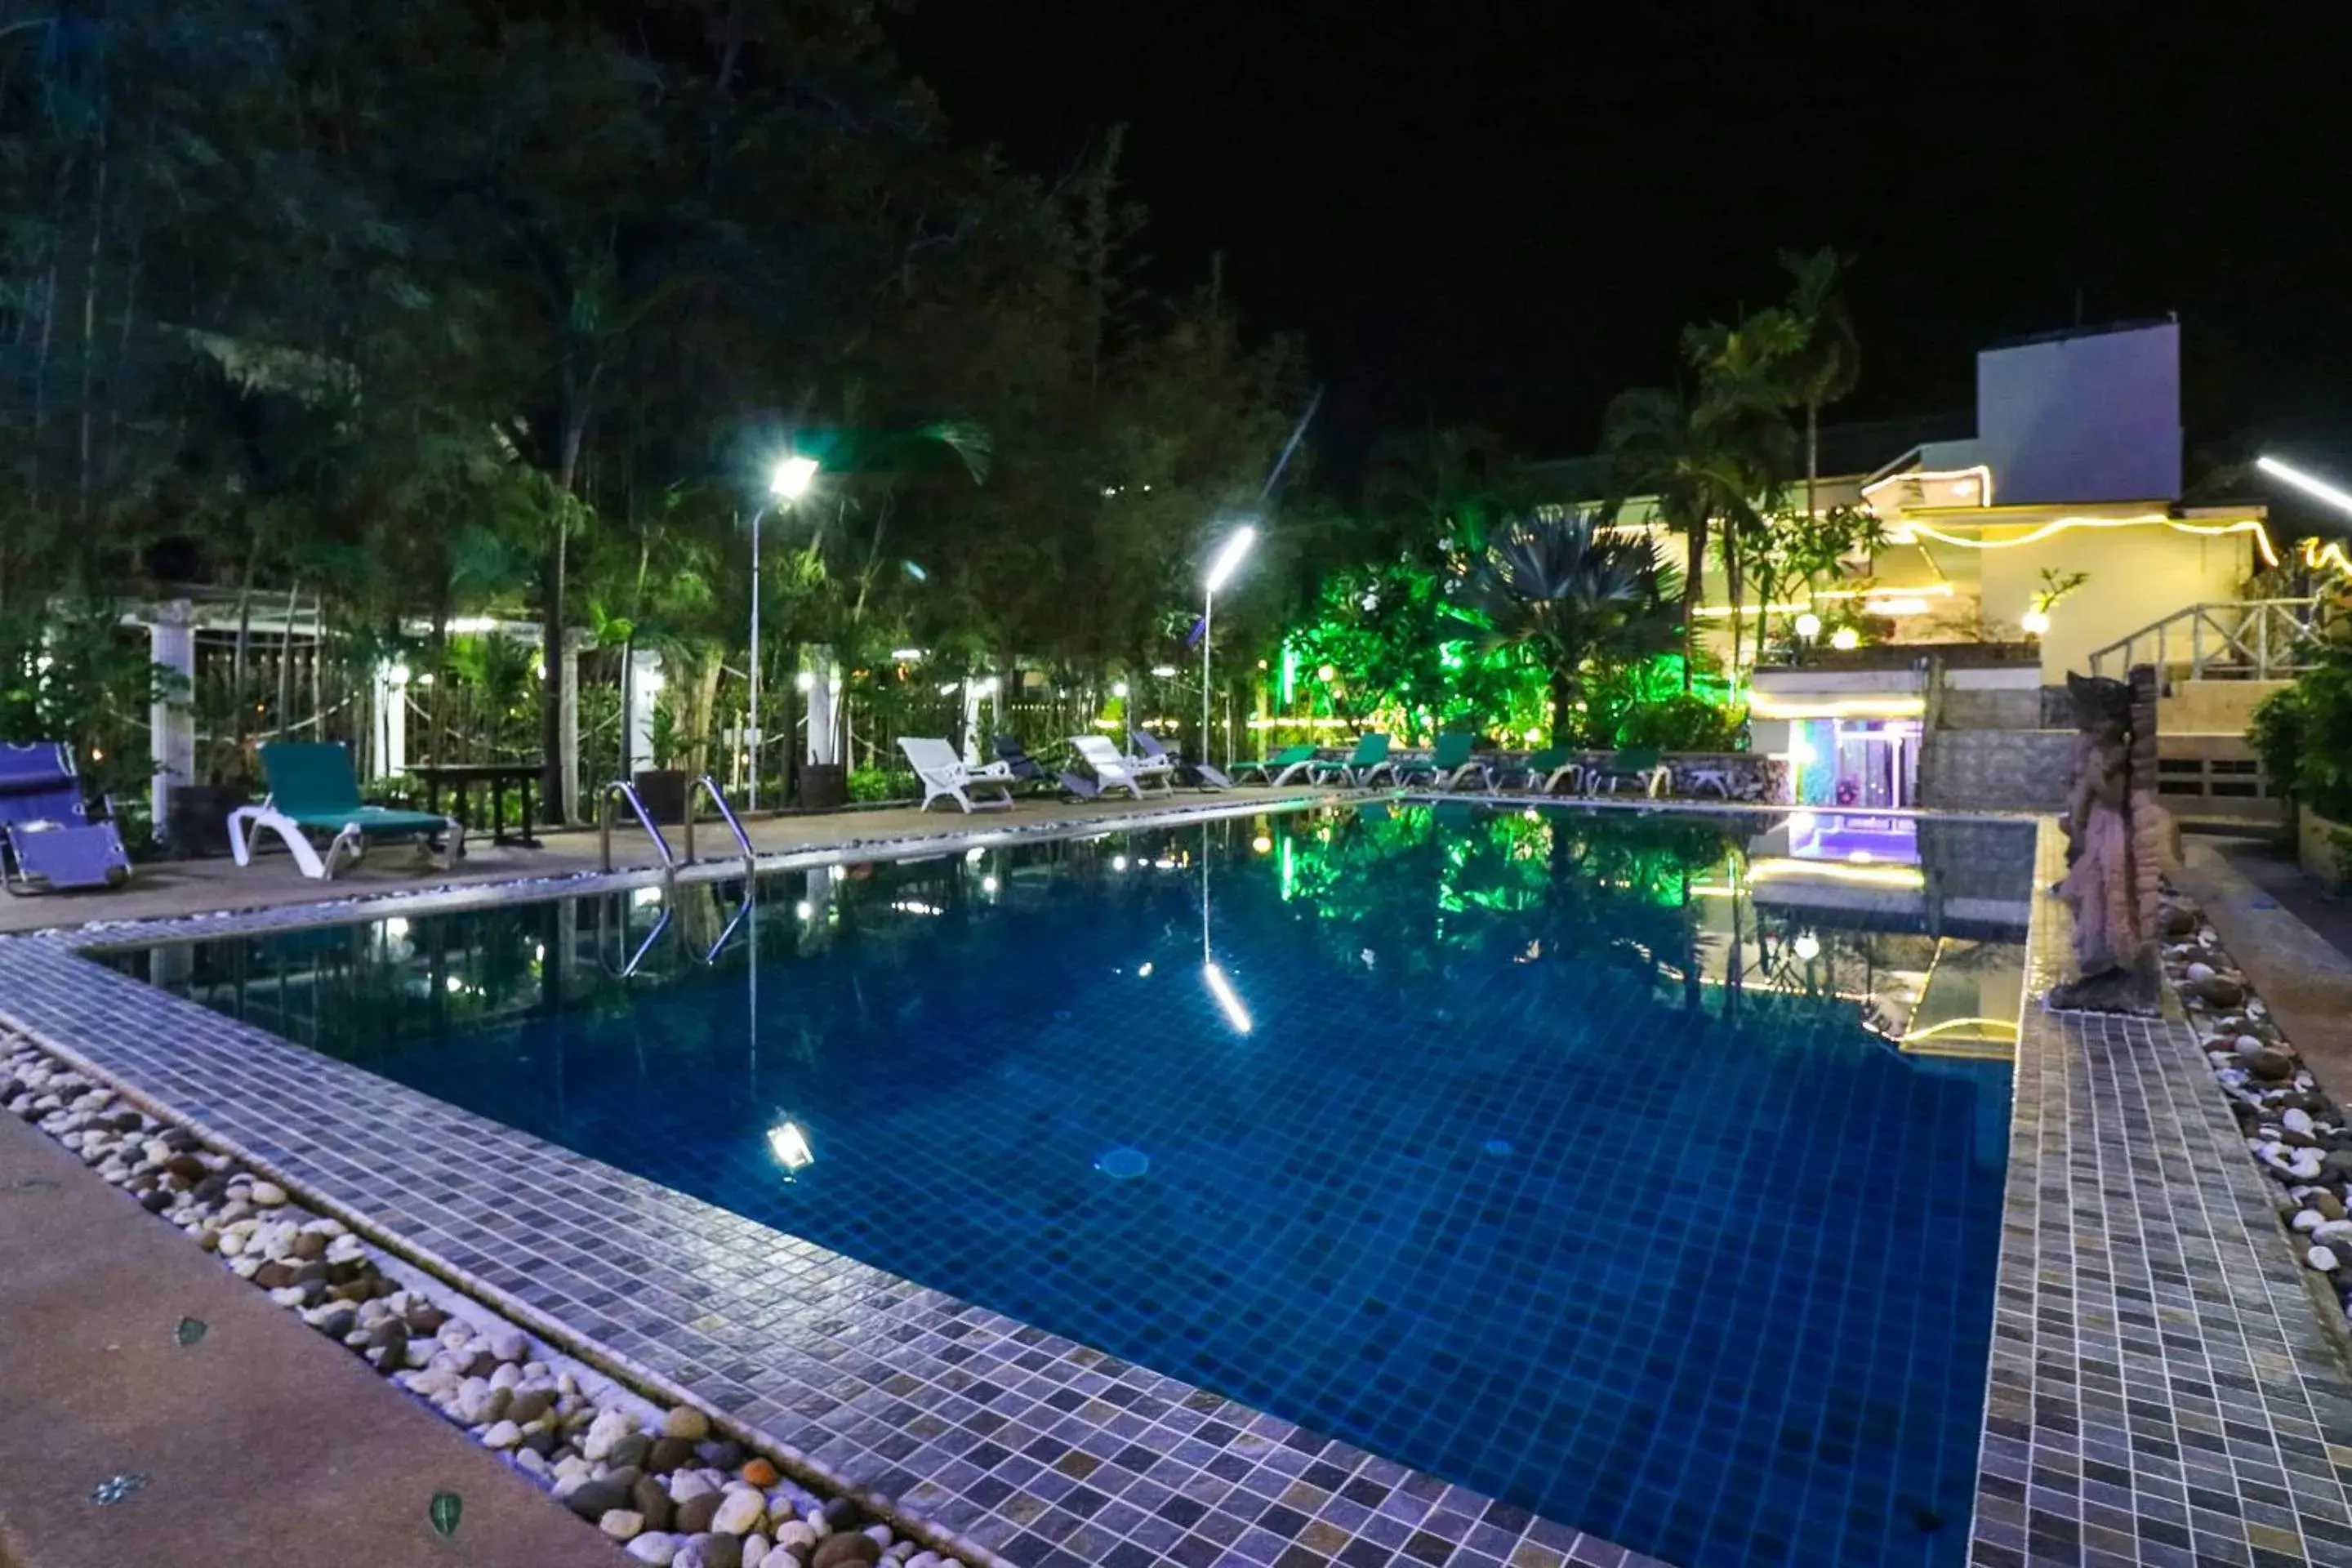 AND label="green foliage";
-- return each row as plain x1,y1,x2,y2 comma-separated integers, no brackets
848,766,913,804
1614,692,1748,753
1449,509,1683,742
2252,648,2352,823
